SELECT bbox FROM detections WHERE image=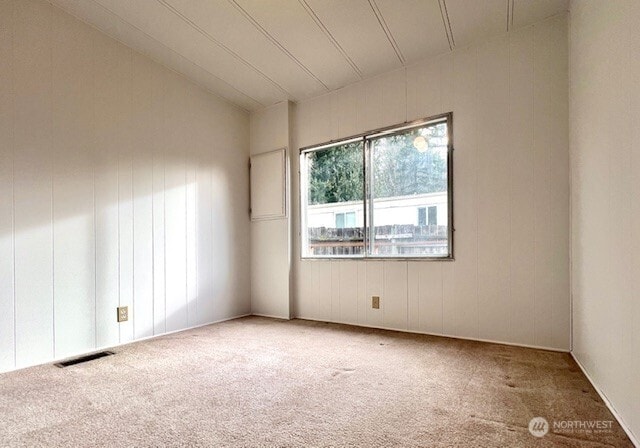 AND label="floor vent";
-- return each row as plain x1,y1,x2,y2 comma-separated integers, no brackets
54,351,115,368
